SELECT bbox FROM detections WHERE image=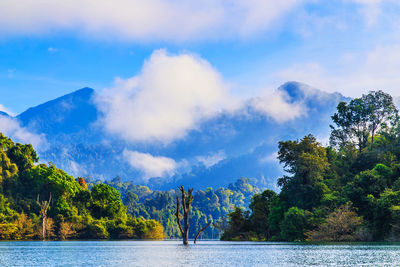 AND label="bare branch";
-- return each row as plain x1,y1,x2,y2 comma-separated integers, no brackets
194,222,211,244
